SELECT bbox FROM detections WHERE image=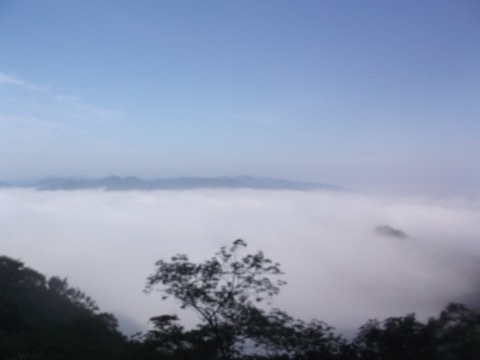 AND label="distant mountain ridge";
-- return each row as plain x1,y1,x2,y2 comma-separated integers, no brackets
0,176,339,191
